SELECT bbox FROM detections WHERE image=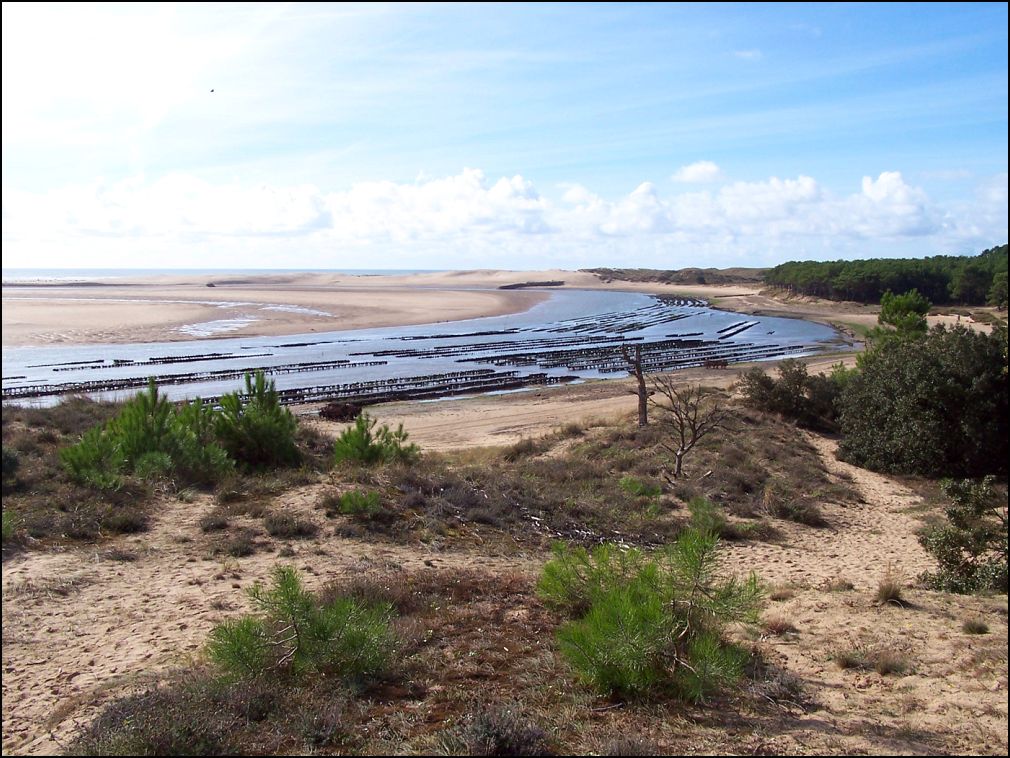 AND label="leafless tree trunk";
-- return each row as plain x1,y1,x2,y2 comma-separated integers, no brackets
649,377,729,478
622,344,648,427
